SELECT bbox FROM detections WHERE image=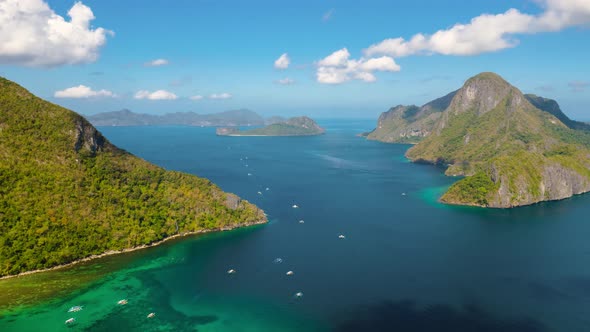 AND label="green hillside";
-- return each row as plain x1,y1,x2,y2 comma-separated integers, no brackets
0,77,266,277
403,73,590,207
217,116,325,136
